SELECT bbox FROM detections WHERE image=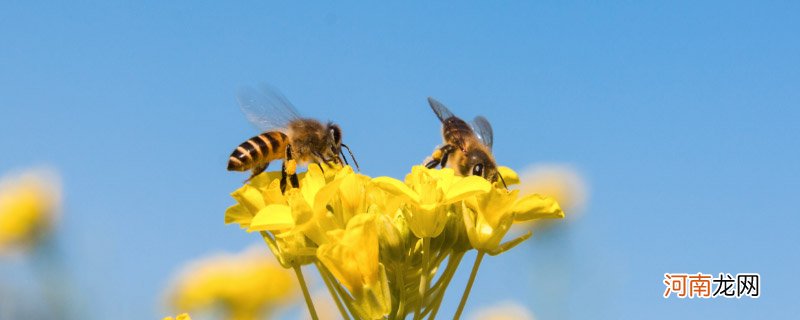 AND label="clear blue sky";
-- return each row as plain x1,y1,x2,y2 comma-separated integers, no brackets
1,1,798,319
